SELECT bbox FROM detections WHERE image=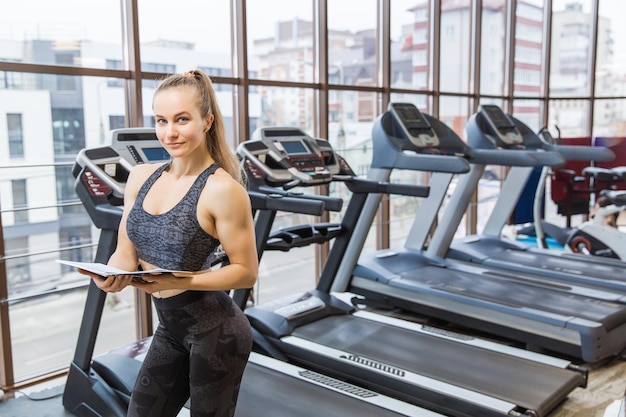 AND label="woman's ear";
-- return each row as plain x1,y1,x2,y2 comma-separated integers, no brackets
205,114,215,132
